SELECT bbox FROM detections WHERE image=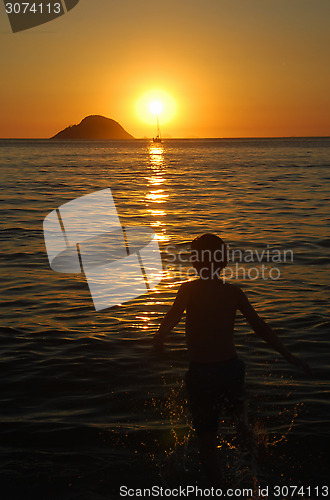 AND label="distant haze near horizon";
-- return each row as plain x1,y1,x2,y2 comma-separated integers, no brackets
1,0,330,139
